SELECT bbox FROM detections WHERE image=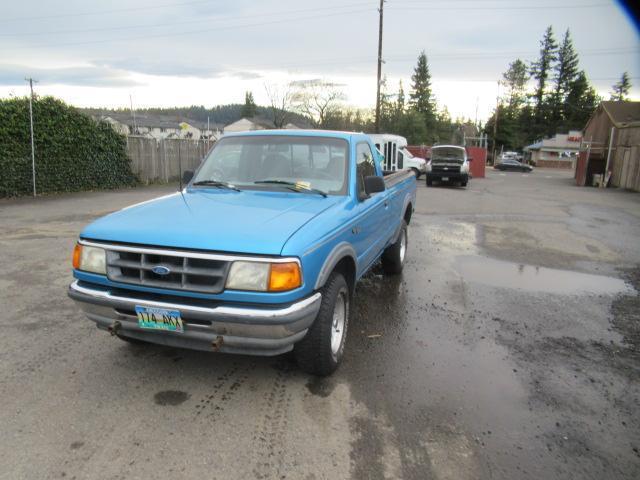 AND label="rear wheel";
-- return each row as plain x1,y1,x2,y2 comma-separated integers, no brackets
294,272,349,376
382,220,407,275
